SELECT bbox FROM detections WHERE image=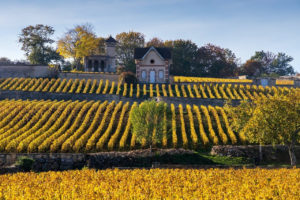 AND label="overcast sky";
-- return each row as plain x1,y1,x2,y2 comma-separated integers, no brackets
0,0,299,72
